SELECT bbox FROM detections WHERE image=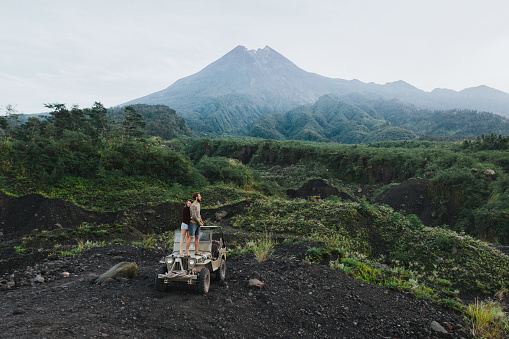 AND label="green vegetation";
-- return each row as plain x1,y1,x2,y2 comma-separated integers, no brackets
184,137,509,244
196,156,255,188
107,104,192,140
233,197,509,336
177,93,268,135
305,247,344,263
0,103,207,210
14,245,27,255
249,95,509,143
3,106,509,246
232,198,509,295
465,299,509,338
248,233,276,262
3,102,509,336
